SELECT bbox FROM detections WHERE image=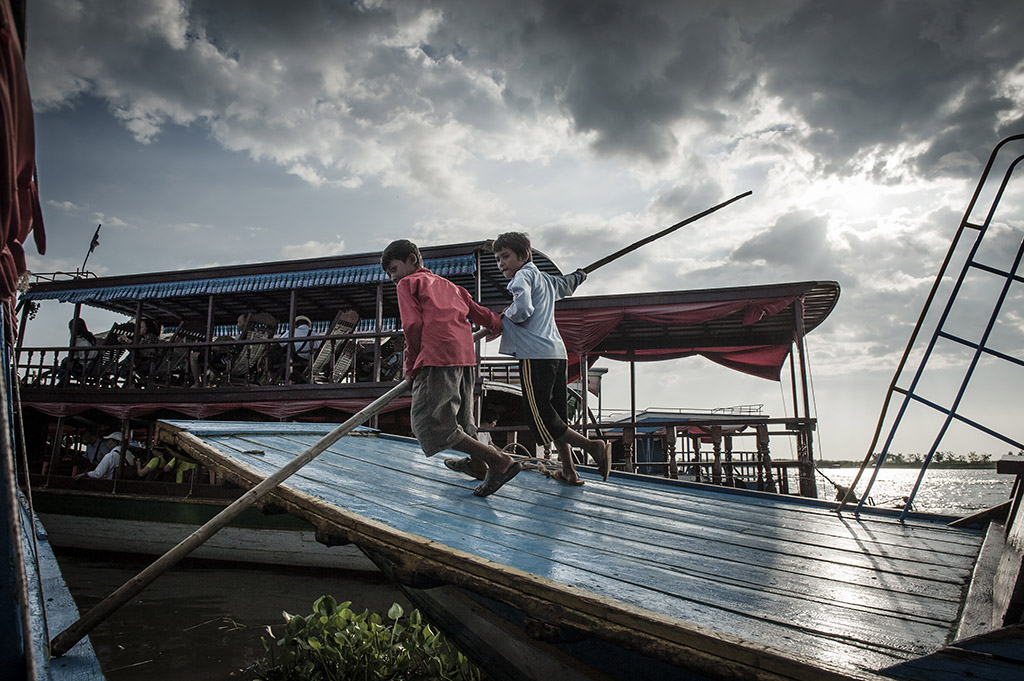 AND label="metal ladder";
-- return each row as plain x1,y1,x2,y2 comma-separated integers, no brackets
838,133,1024,518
